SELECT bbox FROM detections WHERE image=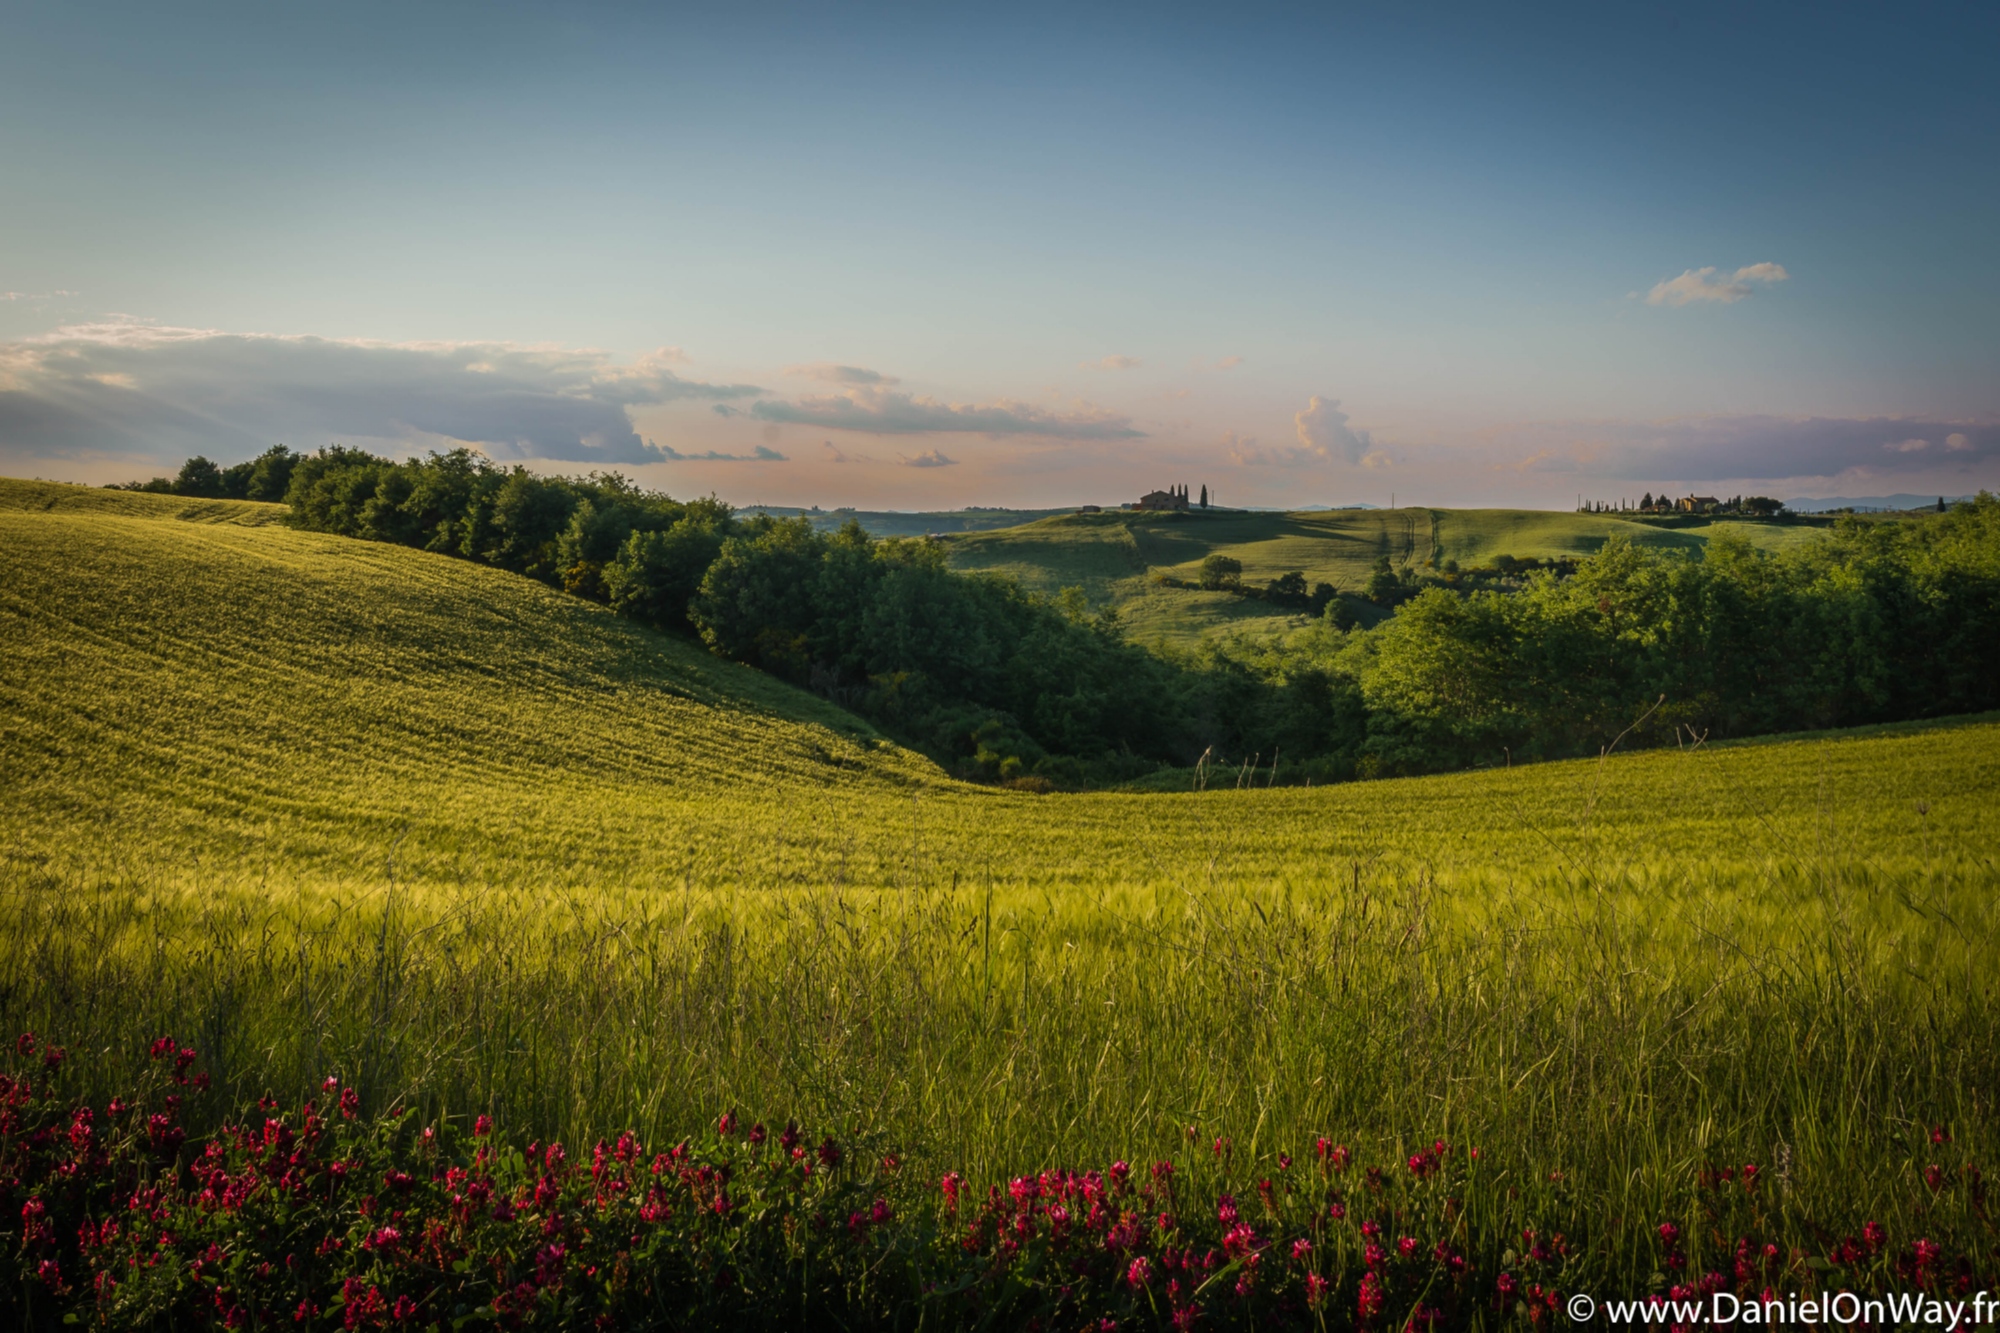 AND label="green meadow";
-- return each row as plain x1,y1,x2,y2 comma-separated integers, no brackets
944,505,1829,644
3,477,1995,1281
